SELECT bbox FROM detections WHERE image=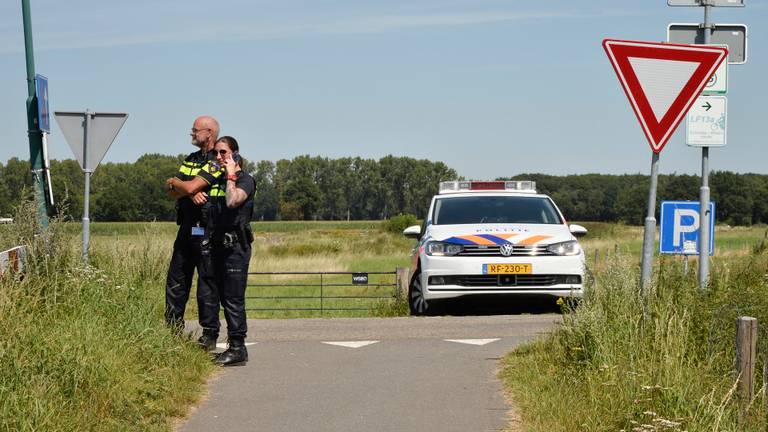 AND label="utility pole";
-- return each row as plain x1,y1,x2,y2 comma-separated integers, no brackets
21,0,49,228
